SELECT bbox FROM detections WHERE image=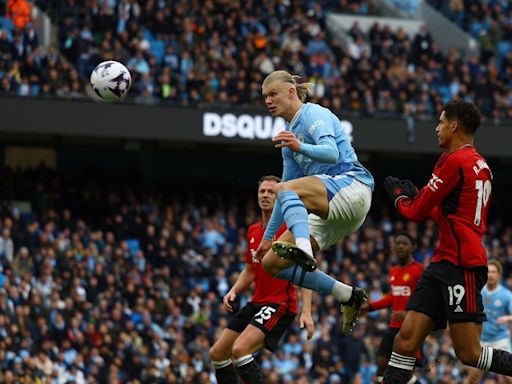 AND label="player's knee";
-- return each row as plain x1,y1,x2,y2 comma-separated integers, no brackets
454,345,481,367
275,182,286,195
209,345,230,362
275,181,298,196
393,329,417,355
231,342,250,360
